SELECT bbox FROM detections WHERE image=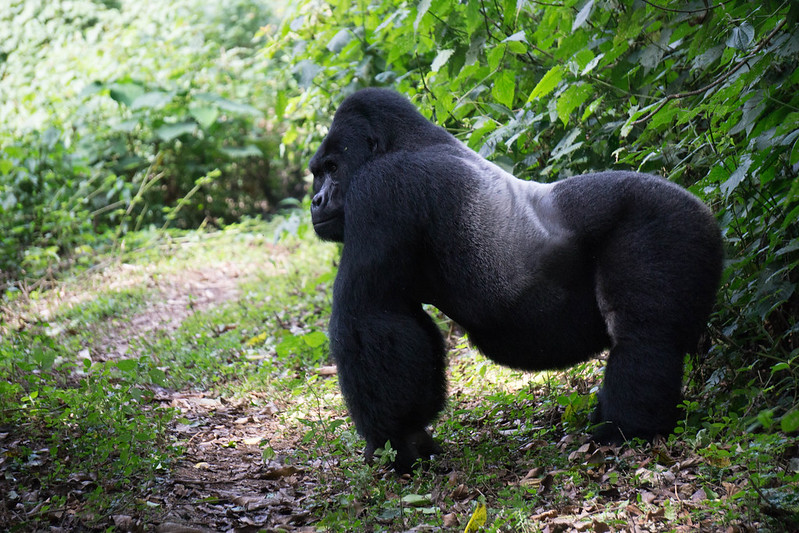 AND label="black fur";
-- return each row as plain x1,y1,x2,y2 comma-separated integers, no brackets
309,88,723,473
